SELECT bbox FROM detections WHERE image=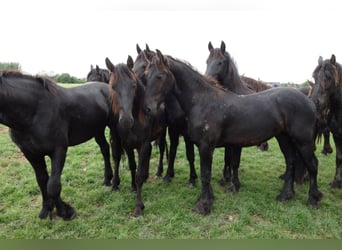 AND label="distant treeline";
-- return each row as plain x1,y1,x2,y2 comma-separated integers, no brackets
0,62,21,71
0,62,86,84
53,73,86,84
